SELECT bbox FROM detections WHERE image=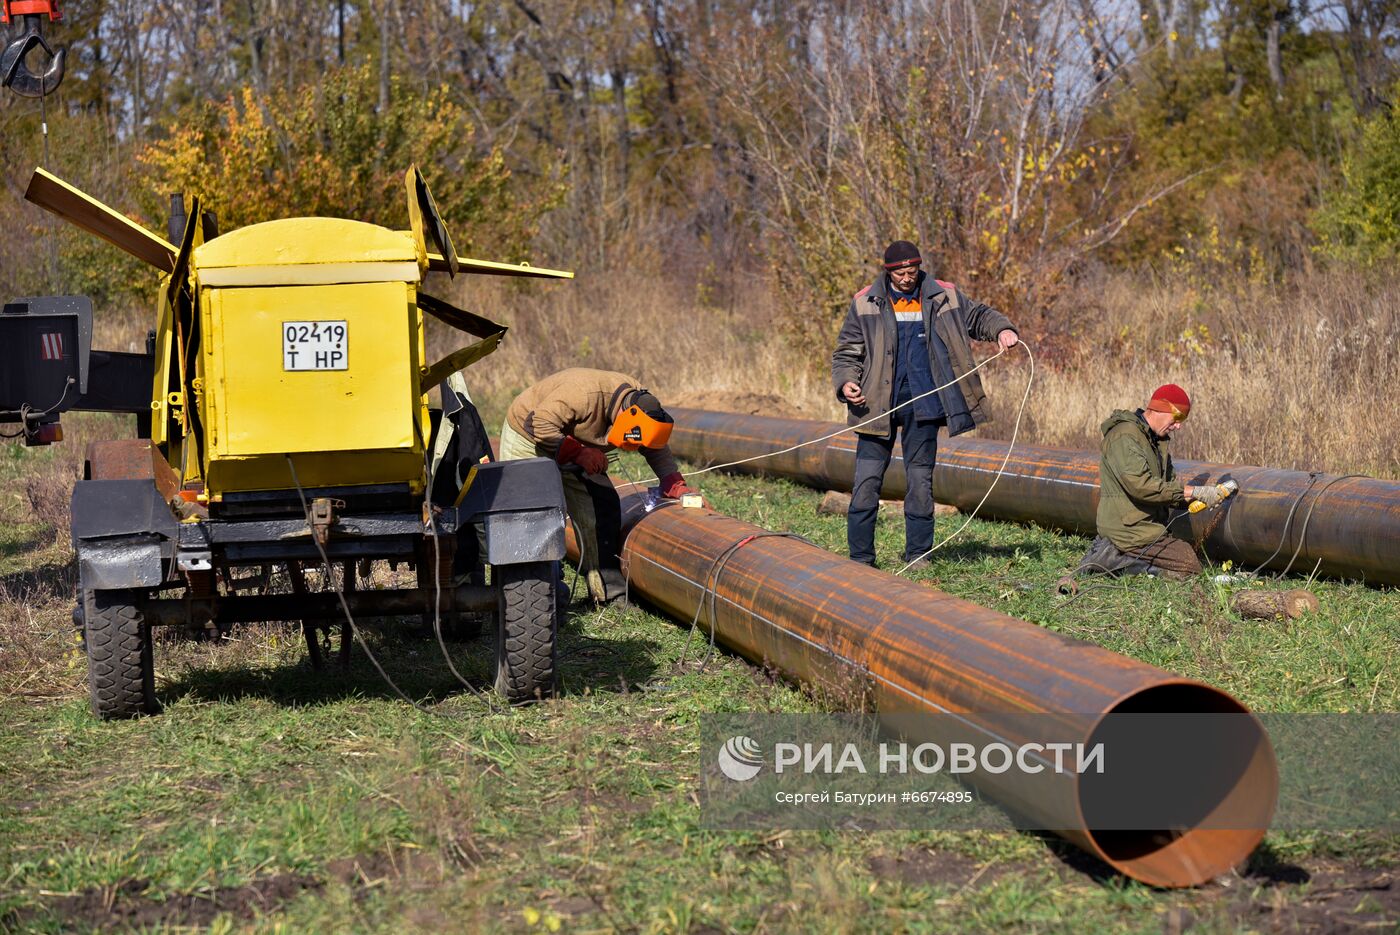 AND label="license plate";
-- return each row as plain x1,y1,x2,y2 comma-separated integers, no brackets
282,320,348,371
